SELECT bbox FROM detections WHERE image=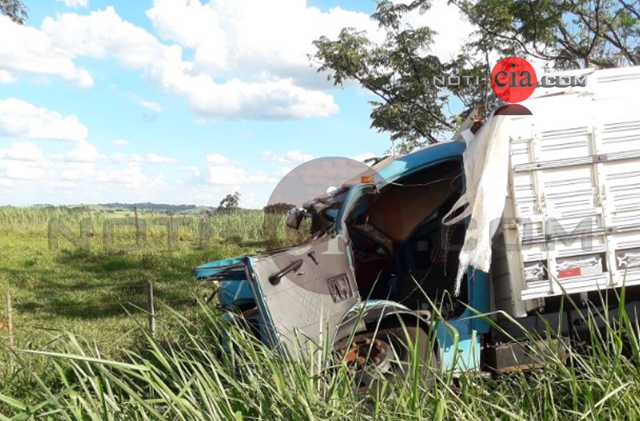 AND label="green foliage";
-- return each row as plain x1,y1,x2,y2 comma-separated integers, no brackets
453,0,640,69
313,1,456,153
2,209,640,418
263,202,296,214
218,191,241,213
4,292,640,419
0,206,268,357
0,0,27,24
